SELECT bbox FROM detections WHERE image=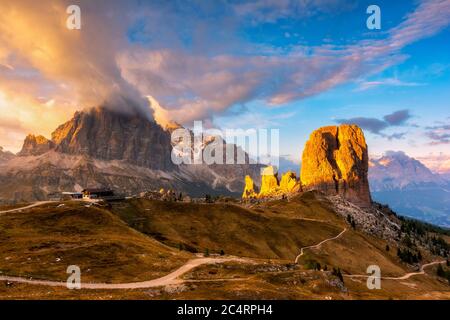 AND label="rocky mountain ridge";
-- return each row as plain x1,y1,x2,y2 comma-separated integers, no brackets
369,150,450,228
243,125,372,207
301,125,371,206
0,146,15,163
369,151,448,191
0,107,261,201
